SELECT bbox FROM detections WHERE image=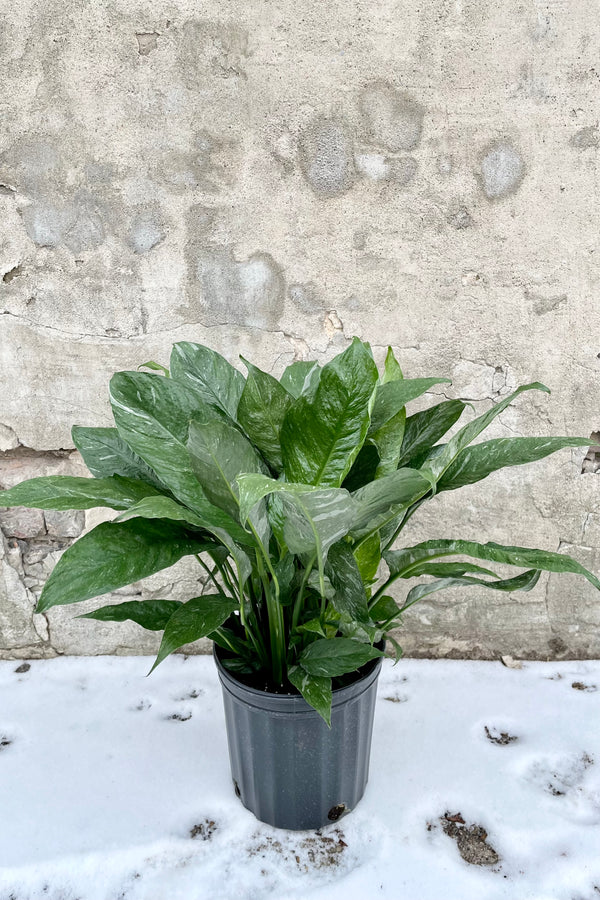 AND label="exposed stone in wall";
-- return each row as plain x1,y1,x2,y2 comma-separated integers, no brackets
0,447,210,657
1,0,599,659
